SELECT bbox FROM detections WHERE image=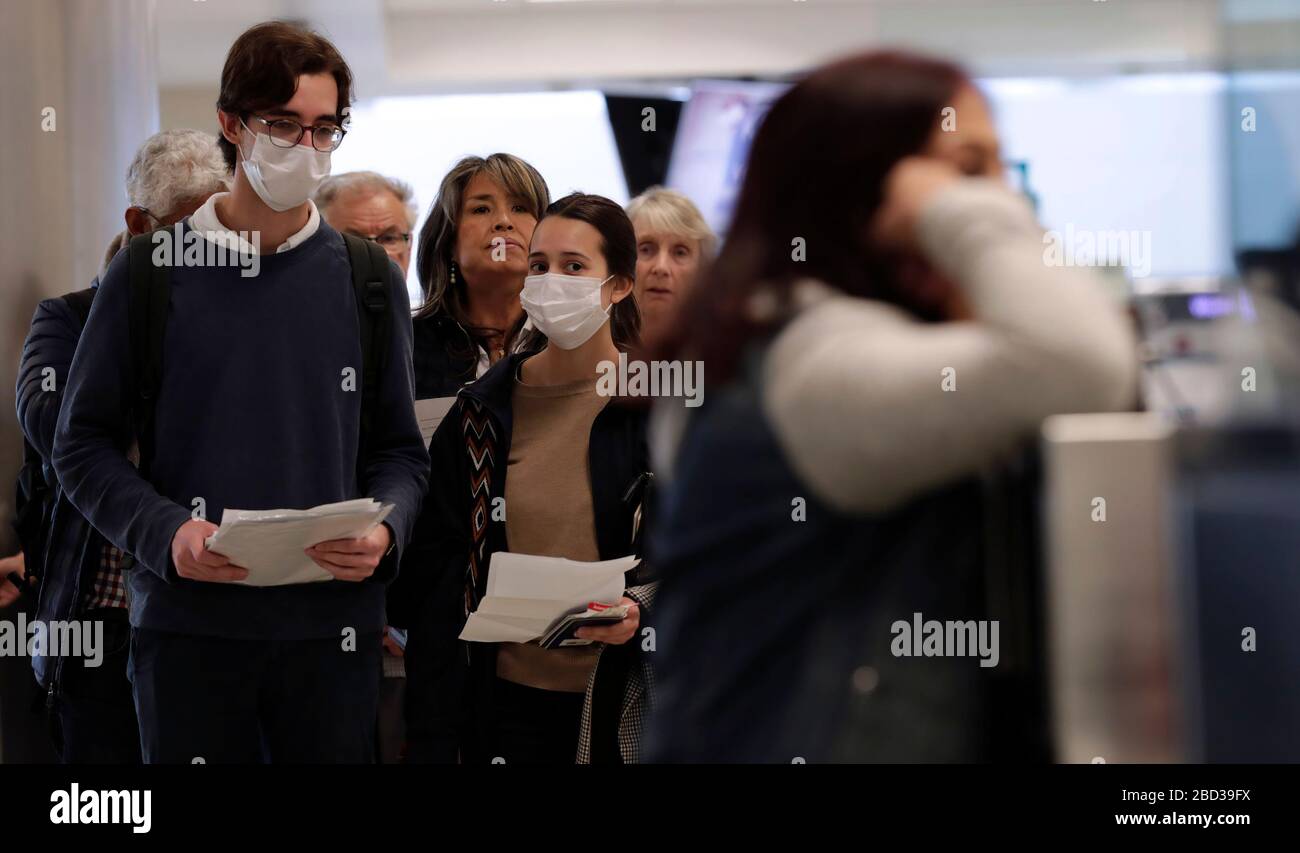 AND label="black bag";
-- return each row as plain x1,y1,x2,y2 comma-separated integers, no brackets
124,230,391,483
